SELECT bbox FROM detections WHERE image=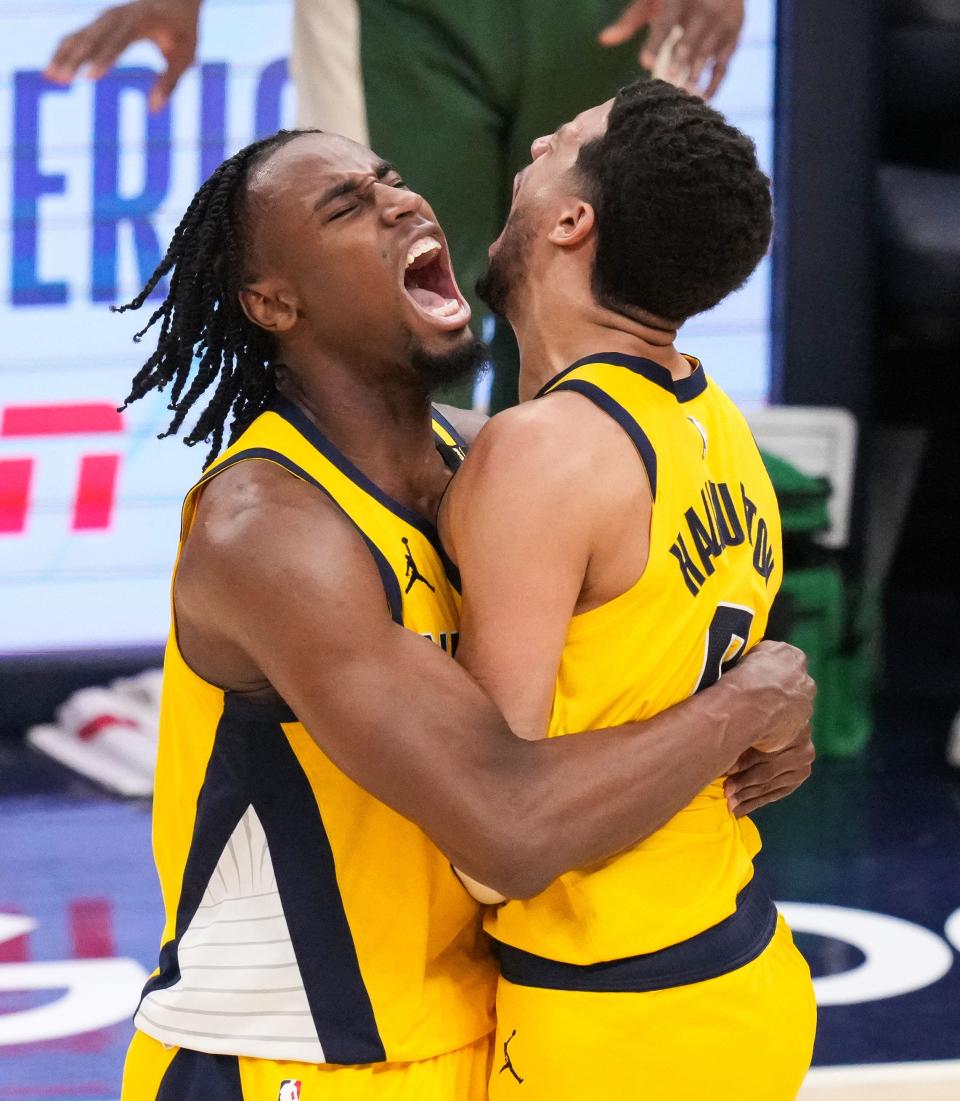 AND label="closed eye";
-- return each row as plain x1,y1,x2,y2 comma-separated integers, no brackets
327,205,357,222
